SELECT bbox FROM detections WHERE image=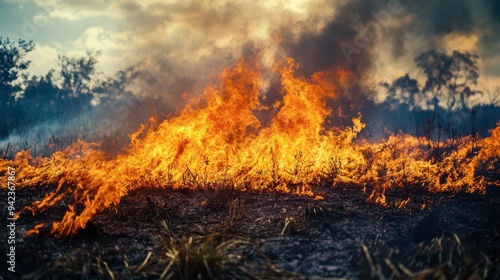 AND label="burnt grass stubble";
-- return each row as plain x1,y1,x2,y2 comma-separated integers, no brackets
1,182,500,279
